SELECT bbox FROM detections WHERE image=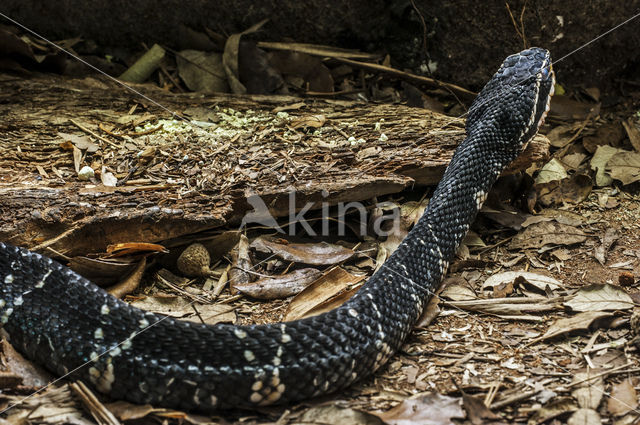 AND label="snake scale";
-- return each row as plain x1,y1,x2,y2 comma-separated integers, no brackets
0,48,554,411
